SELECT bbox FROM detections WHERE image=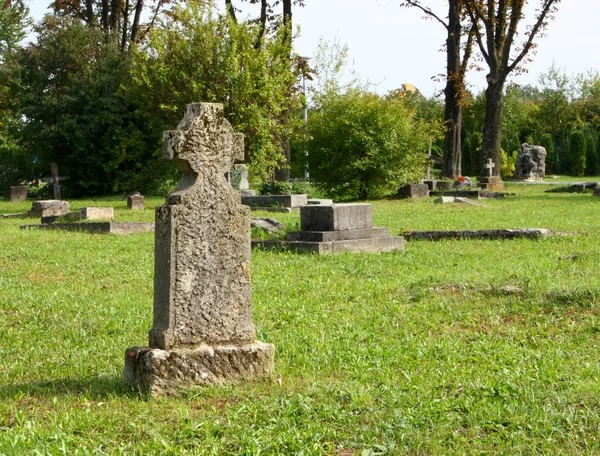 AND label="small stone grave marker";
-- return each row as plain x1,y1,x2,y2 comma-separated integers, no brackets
124,103,274,396
9,186,28,202
127,194,144,210
80,207,114,221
